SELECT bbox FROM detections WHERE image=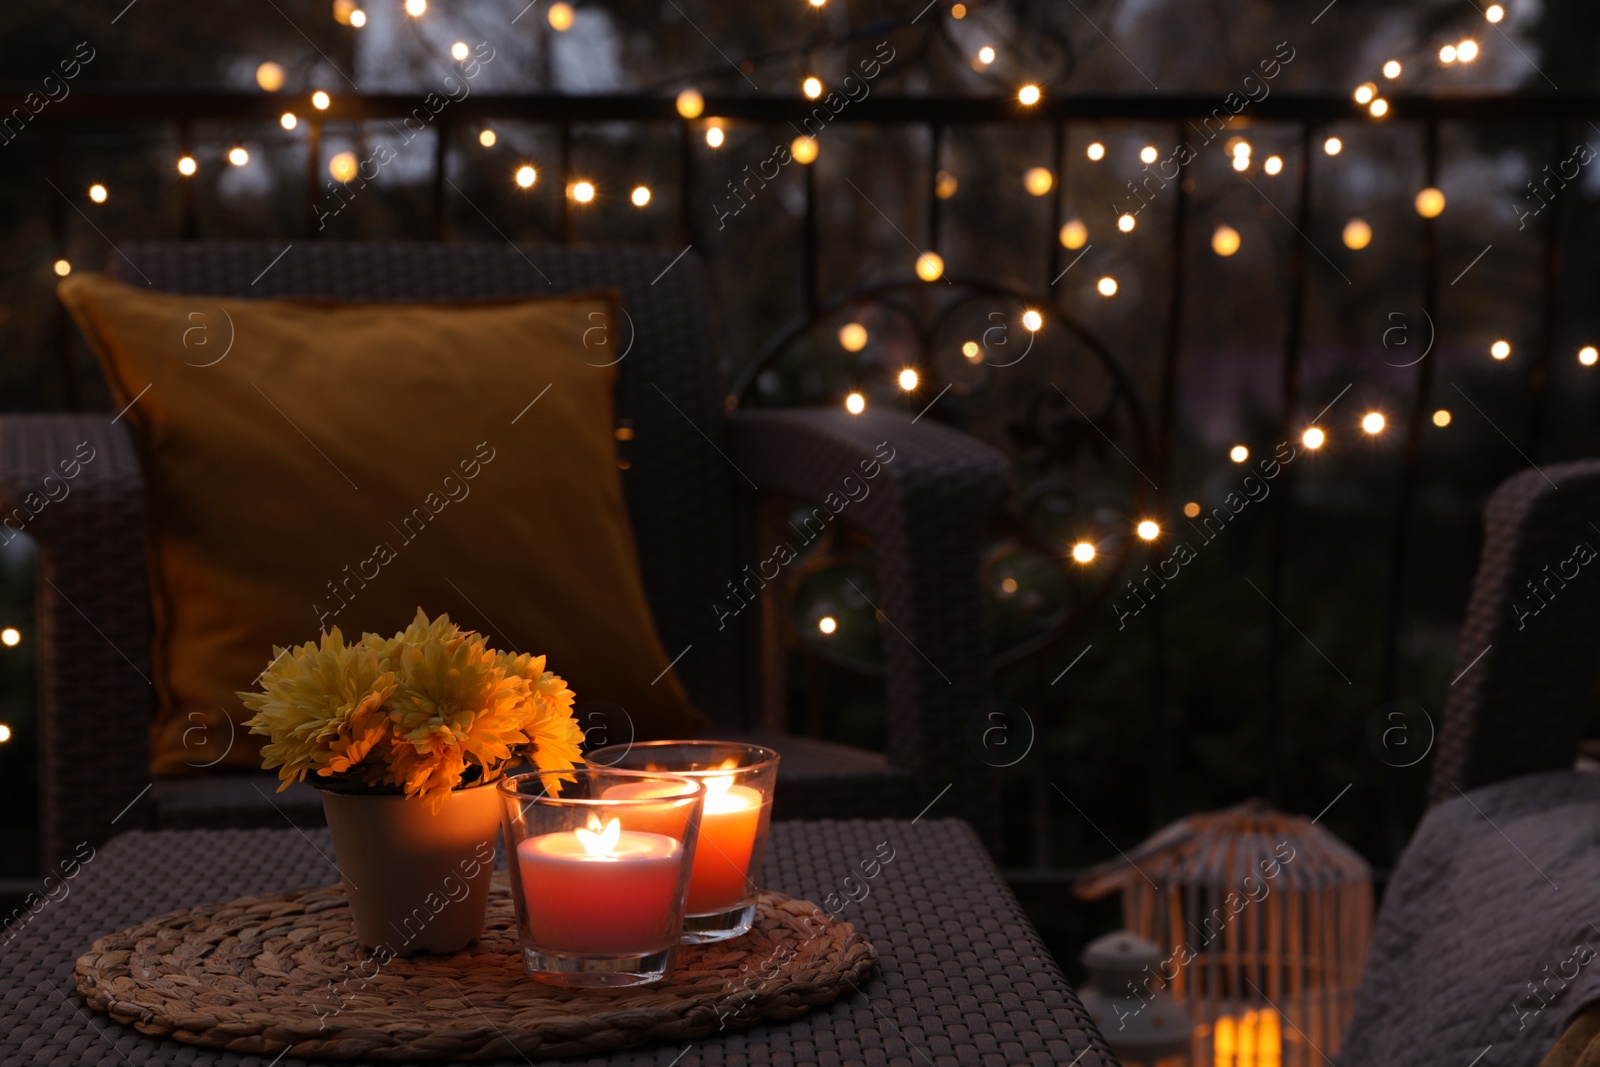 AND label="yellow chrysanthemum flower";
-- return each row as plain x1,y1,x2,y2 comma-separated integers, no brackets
240,609,582,810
